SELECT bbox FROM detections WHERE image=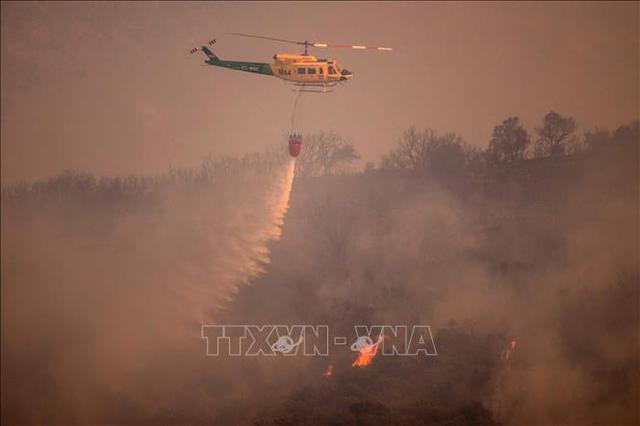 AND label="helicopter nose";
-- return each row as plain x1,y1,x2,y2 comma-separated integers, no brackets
340,69,353,80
